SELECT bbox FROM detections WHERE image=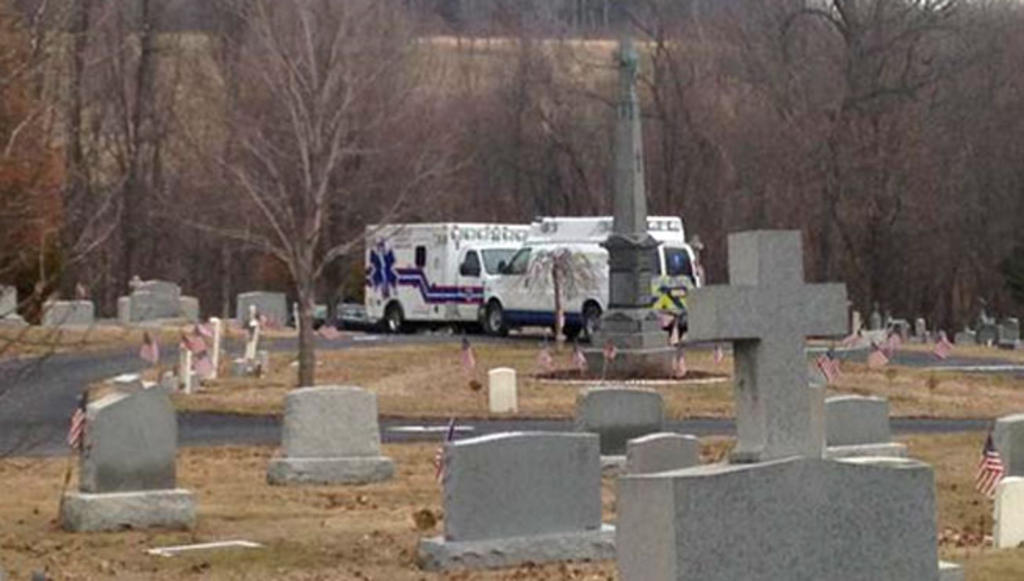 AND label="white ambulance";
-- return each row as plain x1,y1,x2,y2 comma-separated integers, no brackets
364,223,529,332
480,216,702,339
